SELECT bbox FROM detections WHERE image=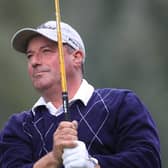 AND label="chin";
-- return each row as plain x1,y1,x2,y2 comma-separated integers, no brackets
33,81,49,91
